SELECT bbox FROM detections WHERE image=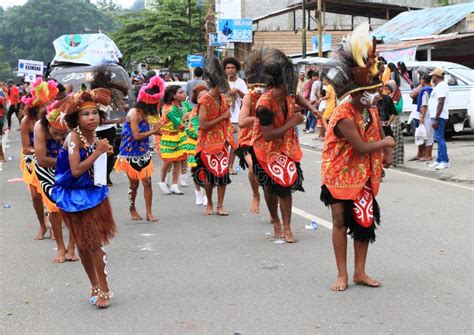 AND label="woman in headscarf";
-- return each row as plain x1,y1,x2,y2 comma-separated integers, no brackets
384,80,405,166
